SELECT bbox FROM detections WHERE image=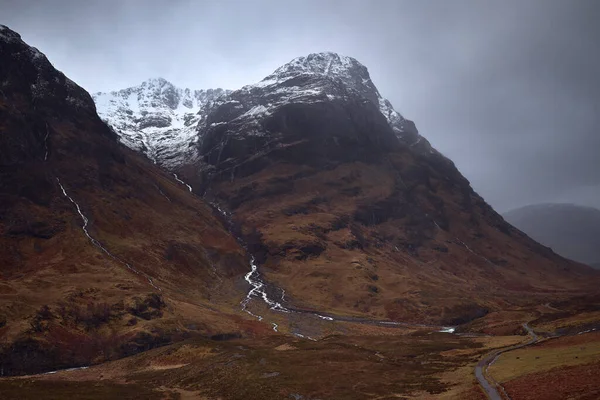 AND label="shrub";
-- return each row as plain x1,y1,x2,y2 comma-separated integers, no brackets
128,294,165,320
30,305,53,332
